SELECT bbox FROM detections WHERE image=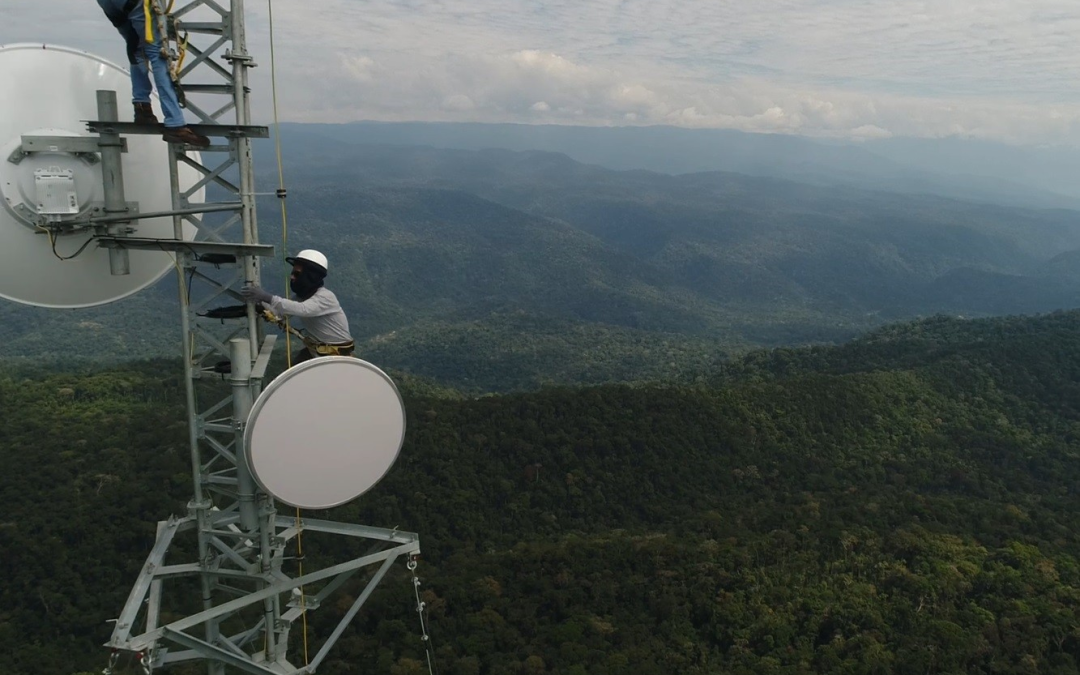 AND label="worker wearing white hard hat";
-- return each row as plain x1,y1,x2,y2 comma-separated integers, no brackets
241,249,354,363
